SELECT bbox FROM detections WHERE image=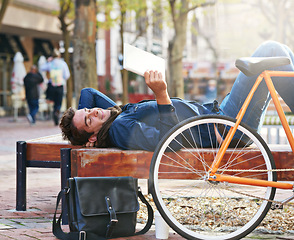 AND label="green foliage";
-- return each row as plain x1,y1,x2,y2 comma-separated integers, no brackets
97,0,115,29
59,0,75,19
51,0,75,19
97,0,147,31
